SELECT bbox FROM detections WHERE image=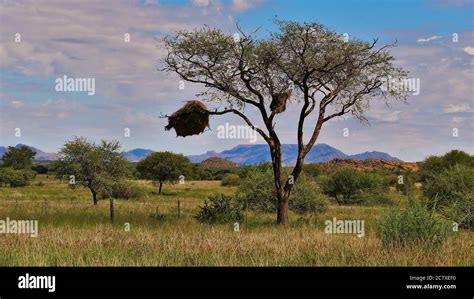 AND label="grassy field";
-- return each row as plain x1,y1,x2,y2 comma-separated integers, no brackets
0,175,472,266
